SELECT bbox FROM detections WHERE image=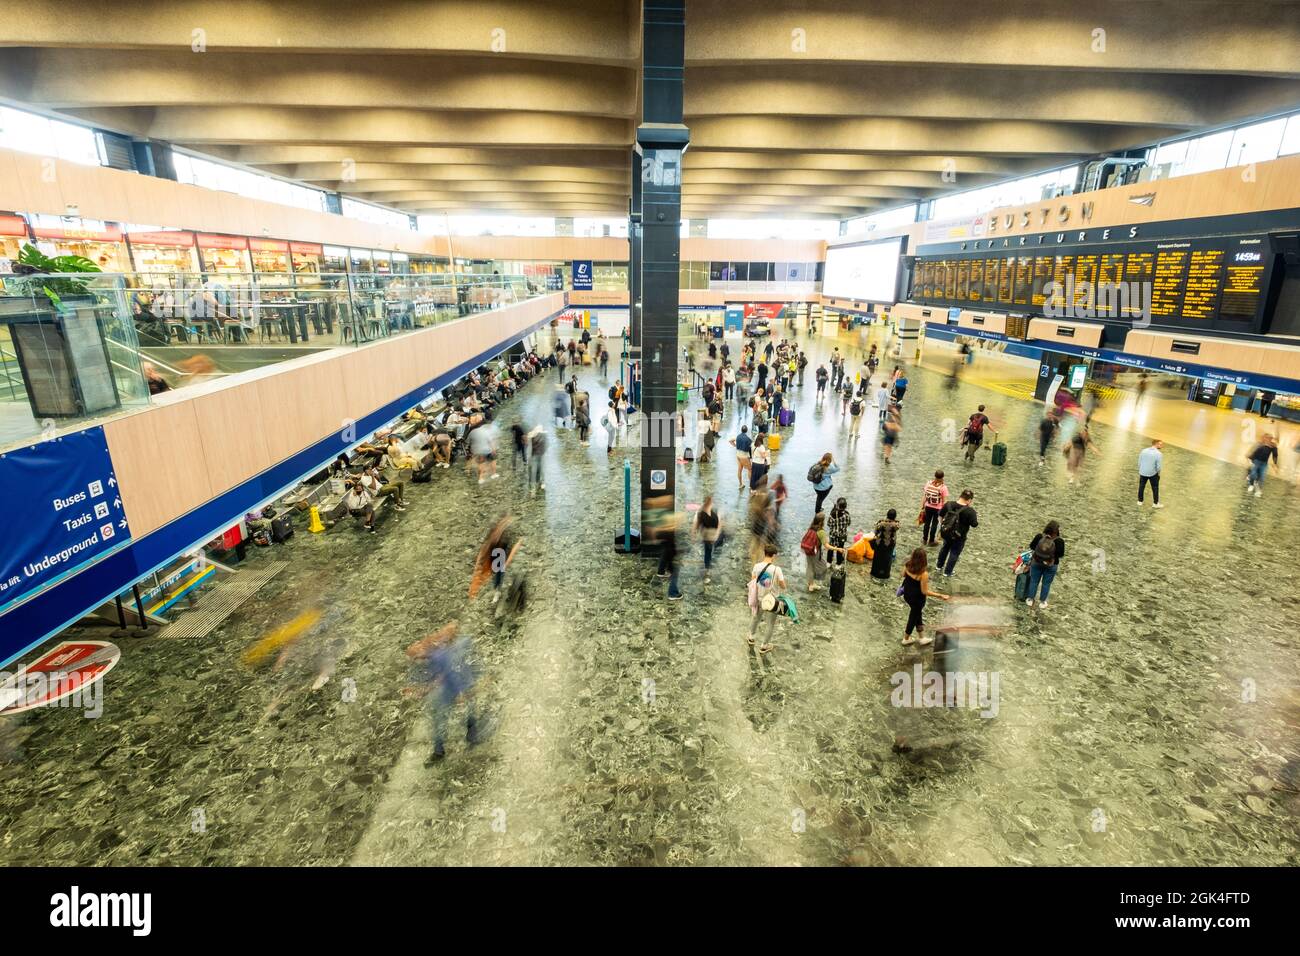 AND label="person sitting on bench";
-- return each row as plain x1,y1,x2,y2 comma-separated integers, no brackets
343,479,378,534
359,467,406,512
432,432,454,468
386,435,420,471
